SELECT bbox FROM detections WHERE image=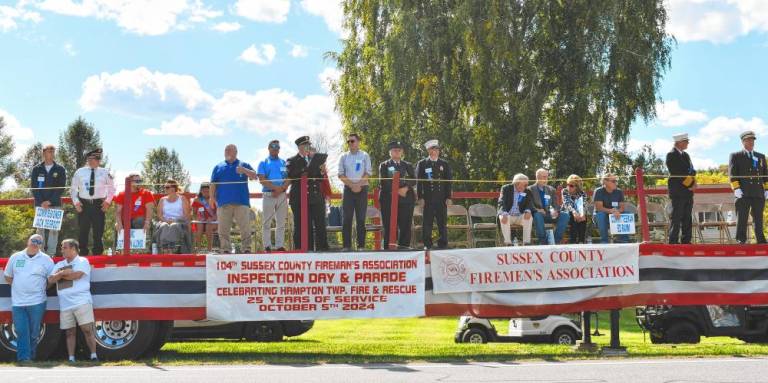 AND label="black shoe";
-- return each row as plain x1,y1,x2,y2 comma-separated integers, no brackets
738,241,747,245
265,247,272,253
276,247,286,251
